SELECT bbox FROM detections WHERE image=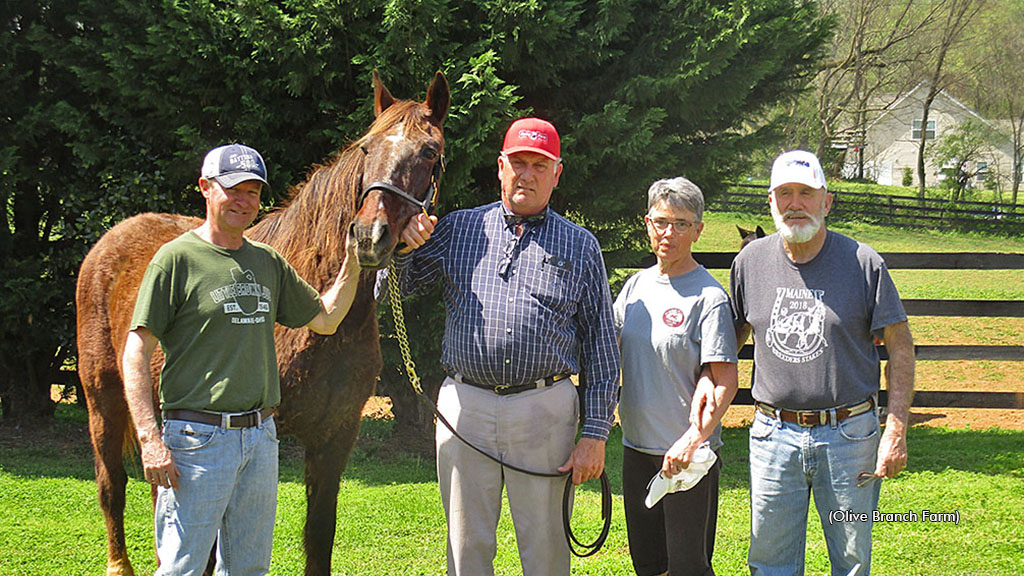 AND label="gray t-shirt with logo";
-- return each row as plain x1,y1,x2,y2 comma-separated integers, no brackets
730,231,907,410
614,265,738,454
